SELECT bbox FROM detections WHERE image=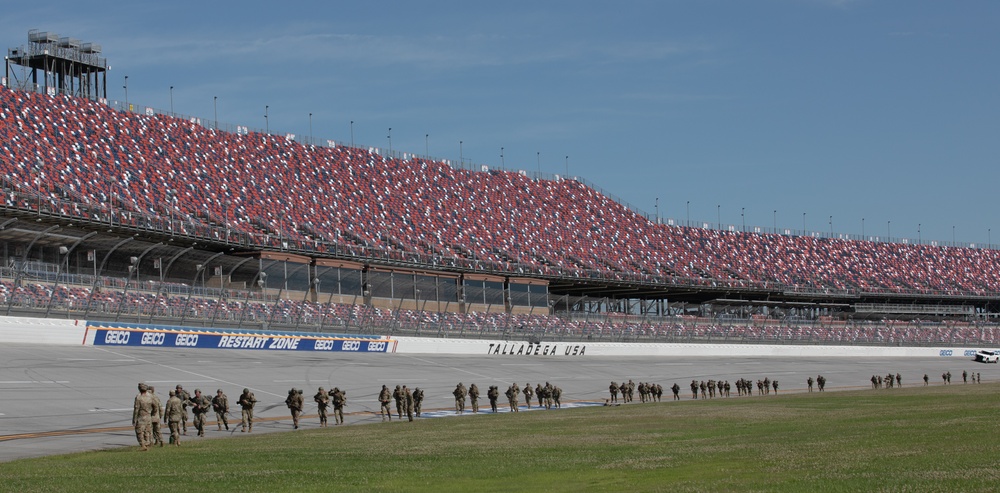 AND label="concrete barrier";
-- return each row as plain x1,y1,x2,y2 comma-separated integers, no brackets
0,315,986,359
393,335,988,359
0,316,85,345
